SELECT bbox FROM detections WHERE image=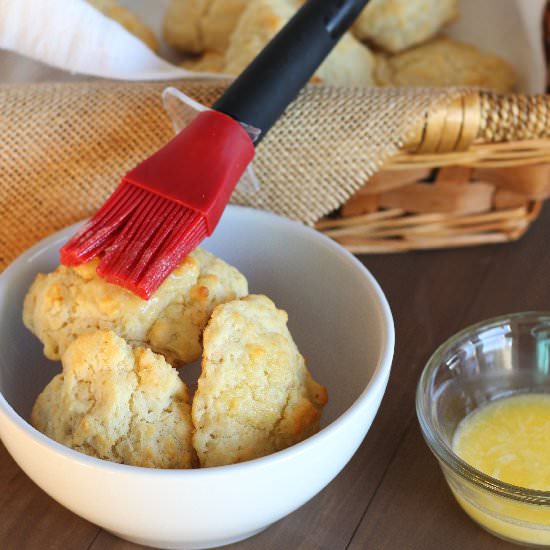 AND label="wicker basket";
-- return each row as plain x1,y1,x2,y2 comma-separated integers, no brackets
317,92,550,253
